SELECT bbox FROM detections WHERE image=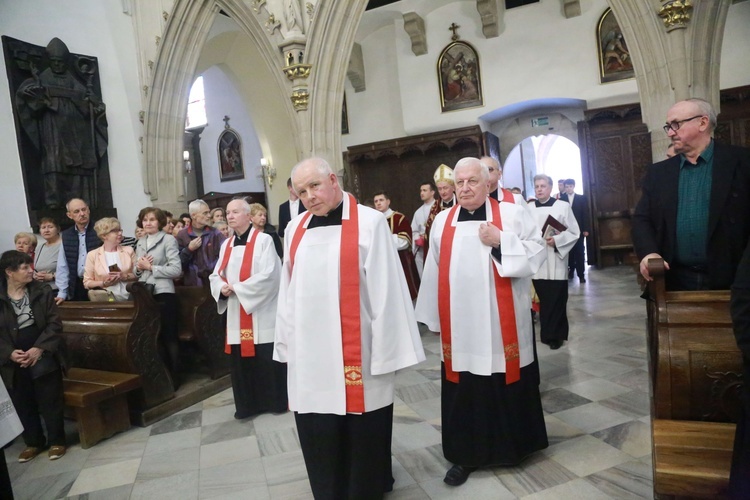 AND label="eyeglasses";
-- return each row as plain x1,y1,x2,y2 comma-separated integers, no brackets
109,228,123,234
663,115,703,134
